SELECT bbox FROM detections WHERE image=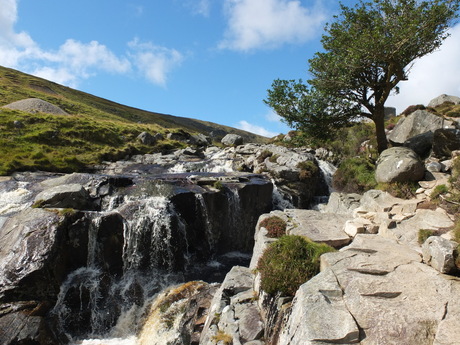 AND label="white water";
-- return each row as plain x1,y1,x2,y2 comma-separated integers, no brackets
318,159,337,194
195,193,215,251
